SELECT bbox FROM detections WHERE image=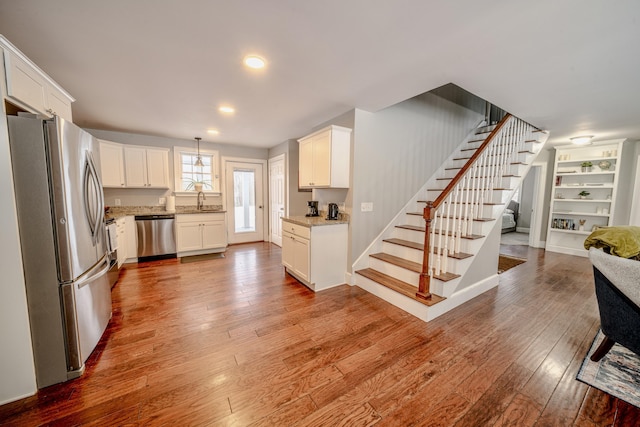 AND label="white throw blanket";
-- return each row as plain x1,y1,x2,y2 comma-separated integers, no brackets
589,247,640,308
